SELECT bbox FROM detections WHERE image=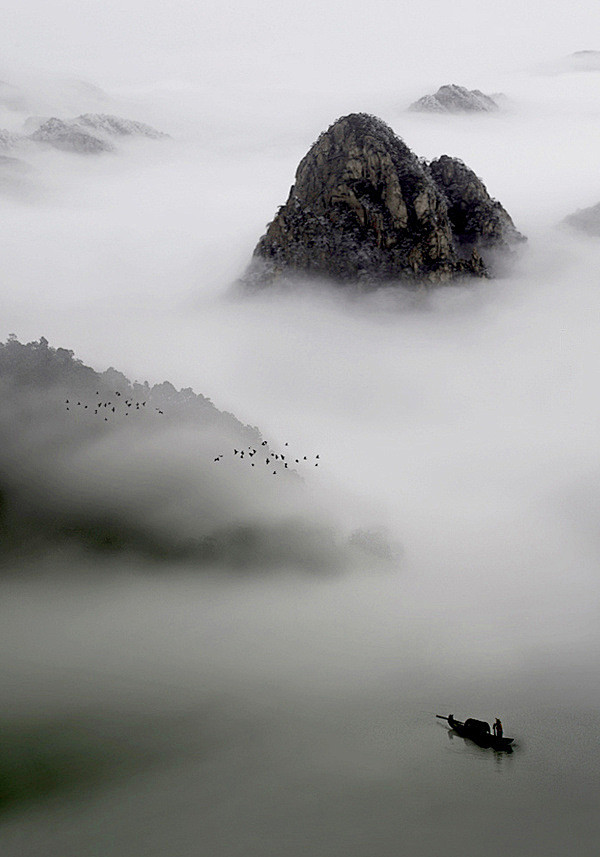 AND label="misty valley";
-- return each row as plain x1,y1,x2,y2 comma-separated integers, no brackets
2,41,600,857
